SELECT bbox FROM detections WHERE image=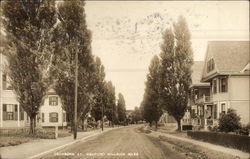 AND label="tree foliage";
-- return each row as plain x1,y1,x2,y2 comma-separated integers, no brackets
117,93,126,124
104,81,117,126
2,0,57,134
158,16,193,131
141,55,163,128
131,106,142,124
51,0,95,129
91,57,106,122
